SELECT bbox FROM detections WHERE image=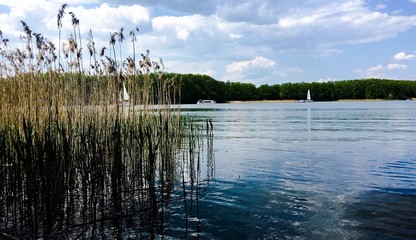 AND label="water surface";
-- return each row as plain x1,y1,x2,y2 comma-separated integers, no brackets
170,101,416,239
